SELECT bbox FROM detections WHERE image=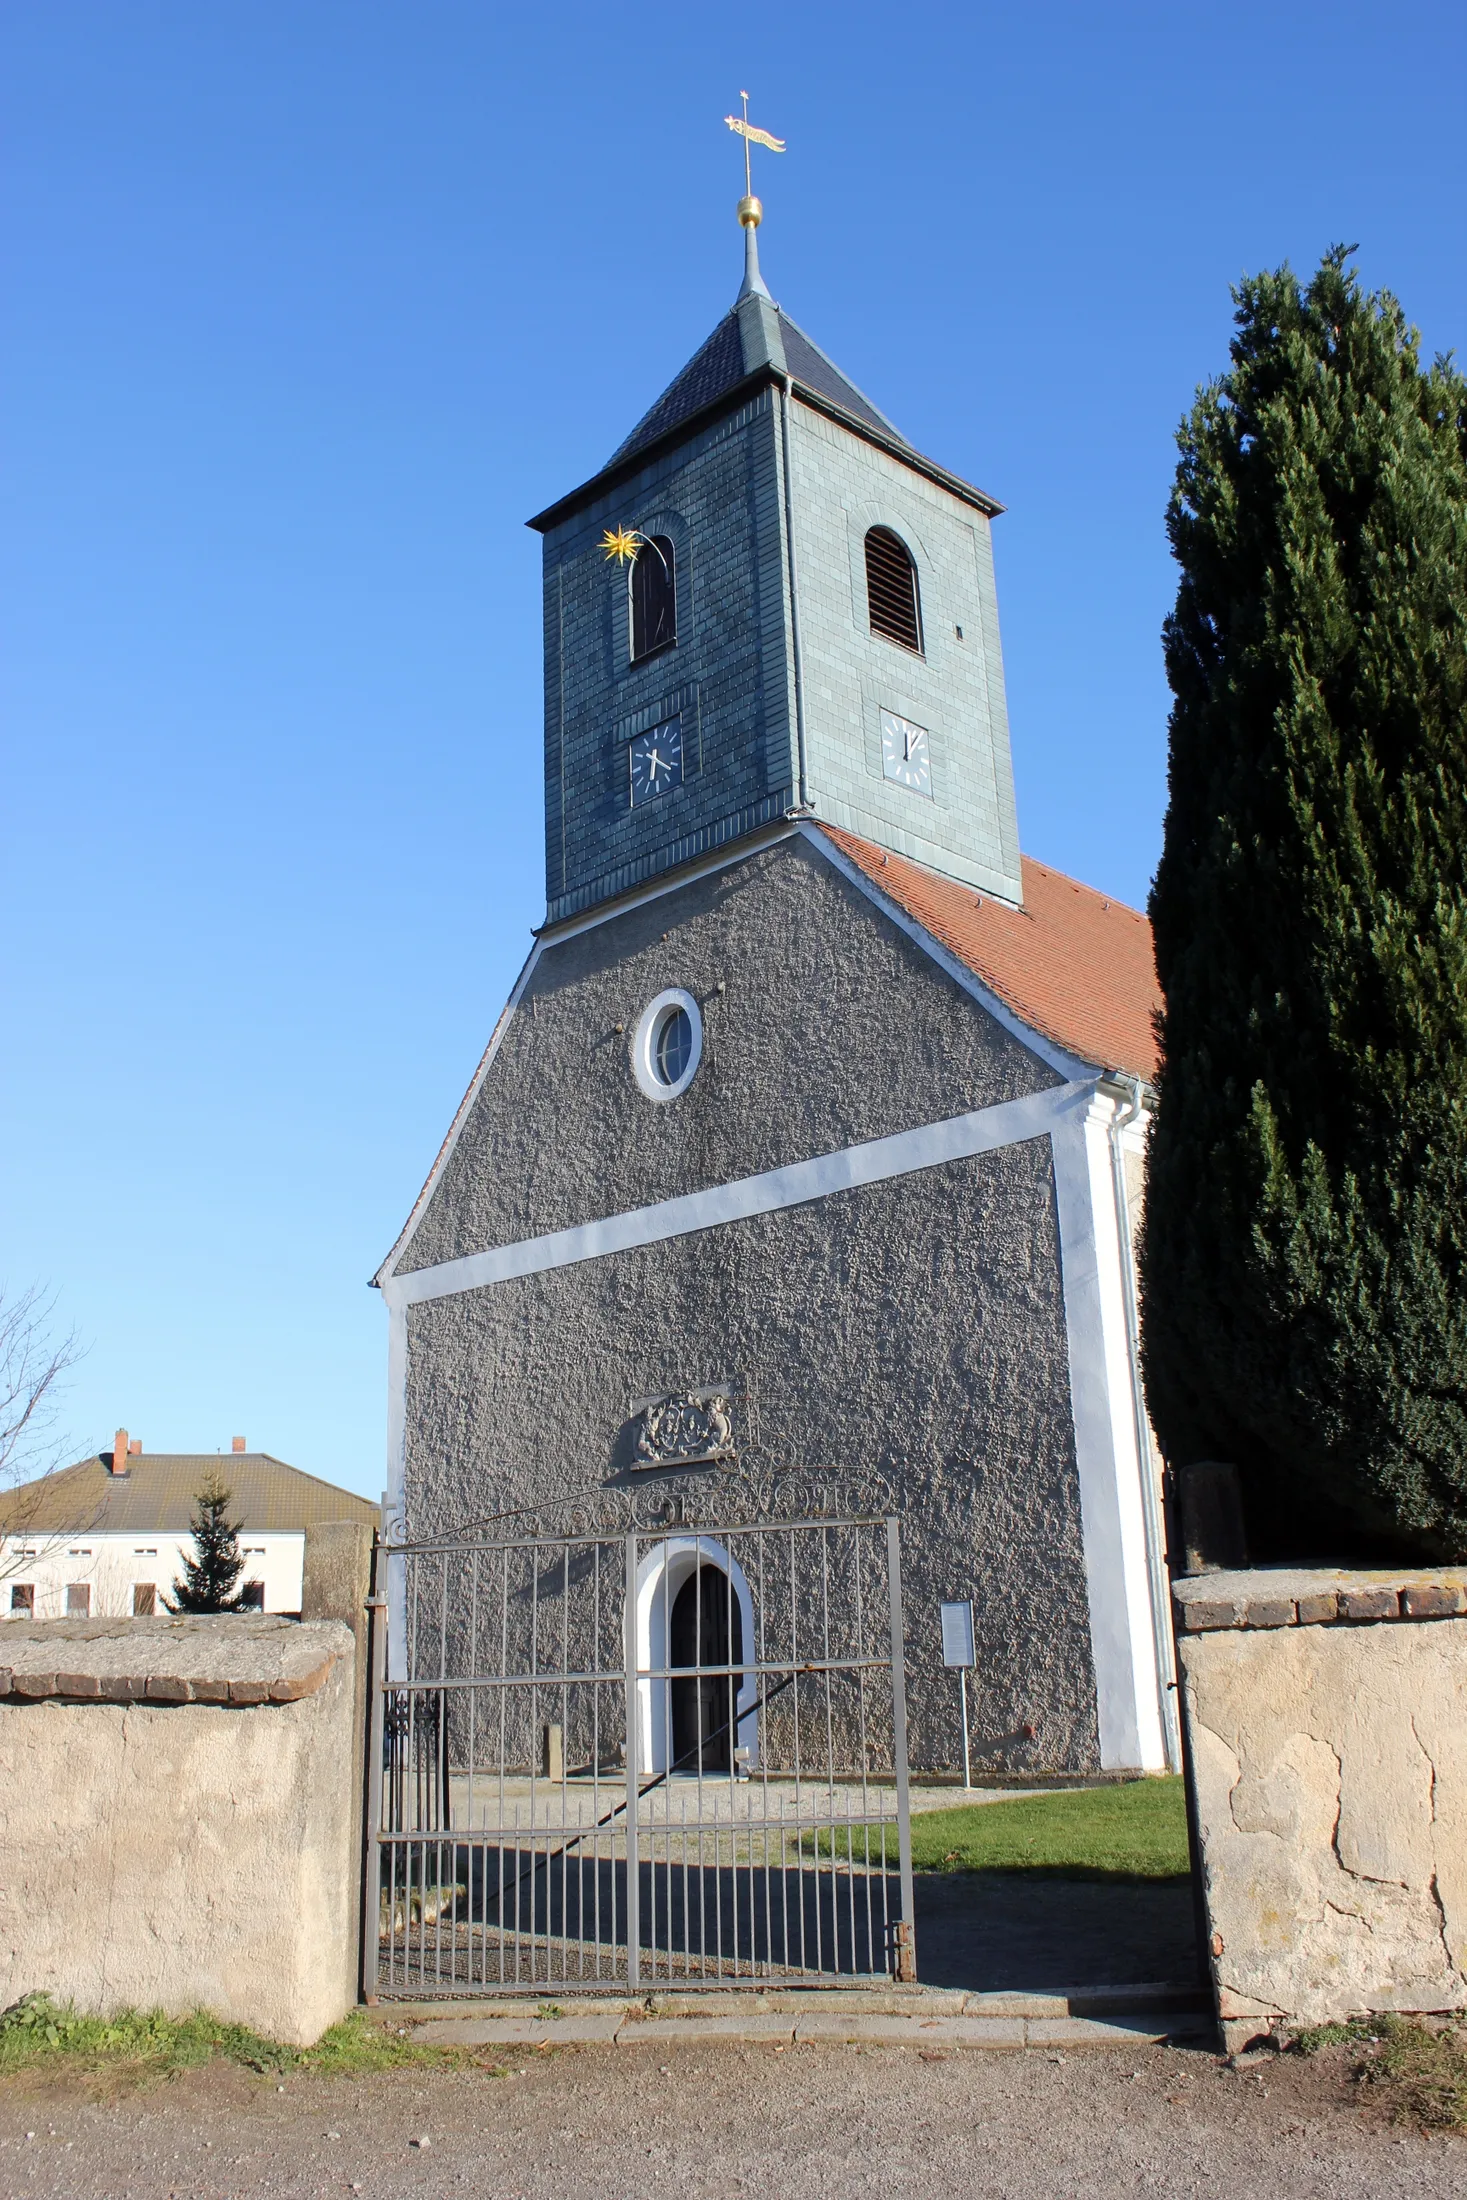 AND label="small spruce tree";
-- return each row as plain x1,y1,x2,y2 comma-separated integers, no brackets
166,1475,248,1613
1141,247,1467,1561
